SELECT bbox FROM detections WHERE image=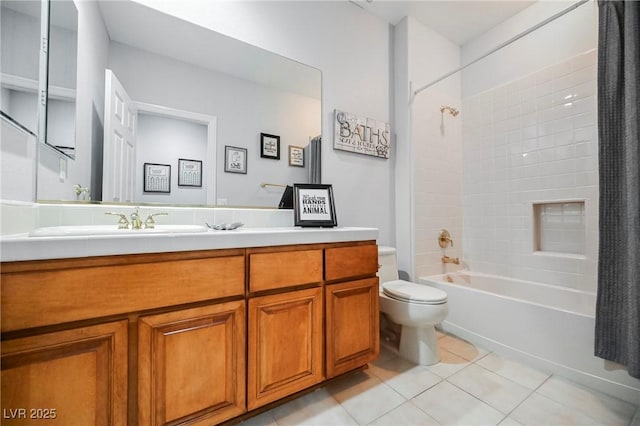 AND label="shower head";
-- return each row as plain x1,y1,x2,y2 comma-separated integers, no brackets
440,106,459,117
